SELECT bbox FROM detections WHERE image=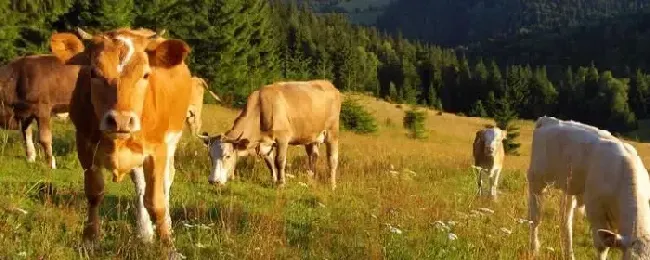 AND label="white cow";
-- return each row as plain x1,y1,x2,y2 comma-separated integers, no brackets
527,116,648,260
472,125,507,200
584,138,650,260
